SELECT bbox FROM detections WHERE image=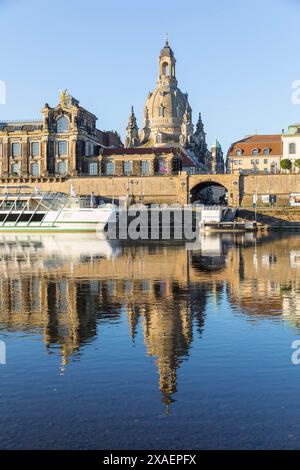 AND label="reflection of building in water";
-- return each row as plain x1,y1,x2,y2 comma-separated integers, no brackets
0,237,212,406
2,234,300,405
125,282,208,406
